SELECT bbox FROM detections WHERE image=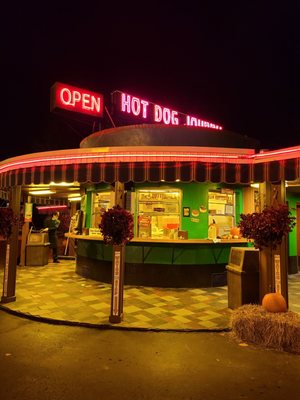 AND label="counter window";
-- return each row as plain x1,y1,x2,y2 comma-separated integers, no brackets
91,191,114,229
208,190,235,237
137,188,181,239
